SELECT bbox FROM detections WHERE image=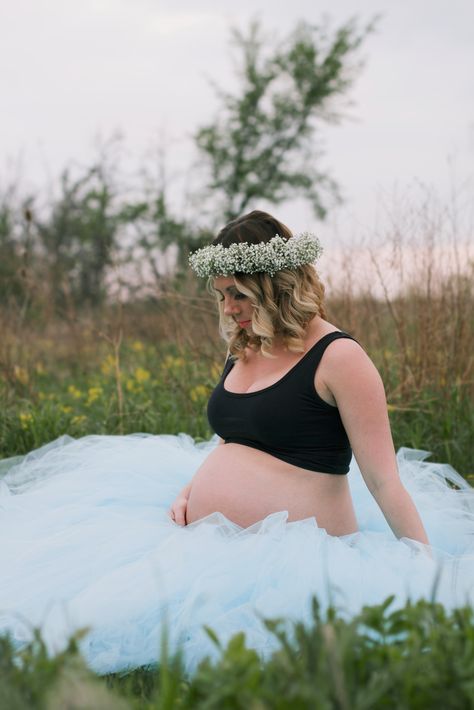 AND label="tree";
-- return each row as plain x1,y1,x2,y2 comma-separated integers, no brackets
0,185,36,307
117,182,214,293
0,16,375,311
36,163,121,308
195,18,374,223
